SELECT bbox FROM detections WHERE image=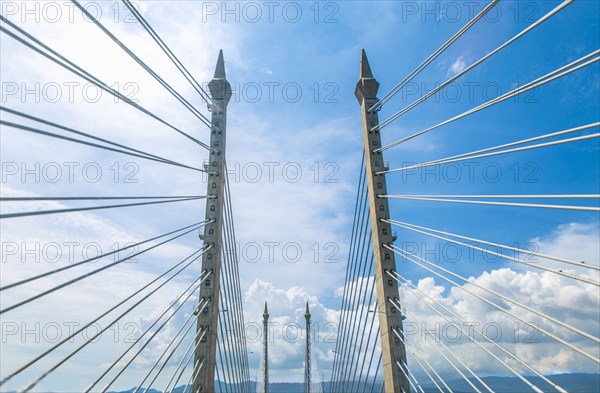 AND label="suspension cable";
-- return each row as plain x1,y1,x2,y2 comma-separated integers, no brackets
220,226,248,389
331,156,368,392
373,0,574,131
0,119,209,173
0,246,210,386
15,247,213,392
0,225,204,315
161,327,207,393
391,271,565,393
347,276,377,393
0,195,207,219
222,176,251,391
370,0,500,112
0,221,211,291
390,299,494,393
384,219,600,287
224,171,252,390
387,245,600,364
376,50,600,150
134,303,208,393
70,0,212,128
390,244,599,341
121,0,213,104
411,327,483,393
394,327,453,393
0,106,206,171
396,359,425,393
0,15,211,150
92,277,212,392
382,123,600,174
381,194,600,212
339,220,374,393
352,297,379,393
334,213,372,391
